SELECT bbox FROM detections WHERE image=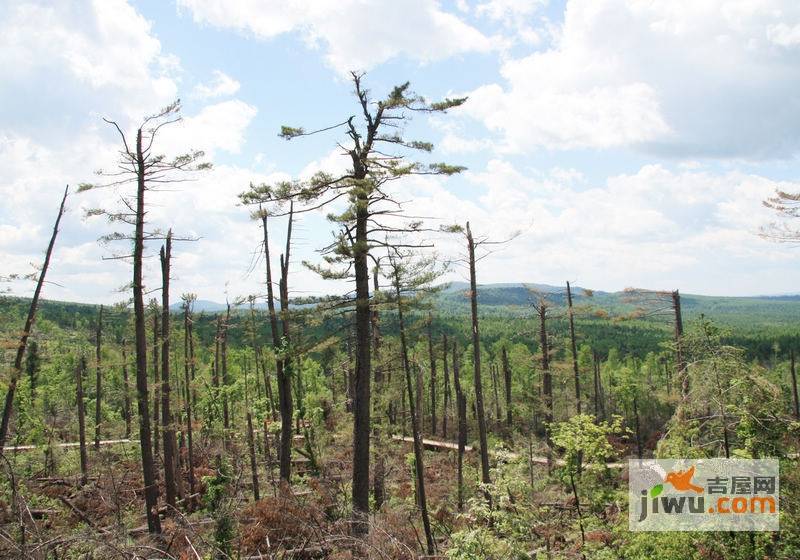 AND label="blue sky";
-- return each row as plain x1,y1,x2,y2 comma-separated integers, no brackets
2,0,800,304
